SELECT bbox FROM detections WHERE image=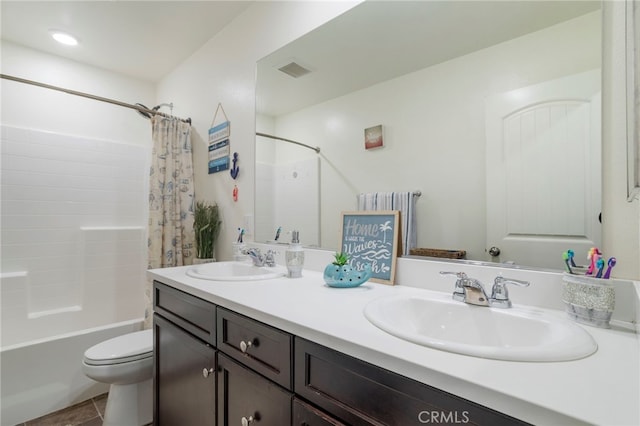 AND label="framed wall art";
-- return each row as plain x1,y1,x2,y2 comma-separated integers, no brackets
339,211,401,285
